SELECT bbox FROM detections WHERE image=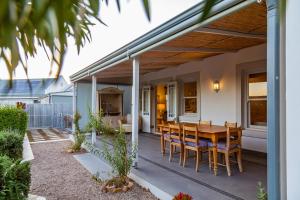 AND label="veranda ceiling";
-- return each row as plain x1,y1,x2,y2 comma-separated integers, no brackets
78,2,266,84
